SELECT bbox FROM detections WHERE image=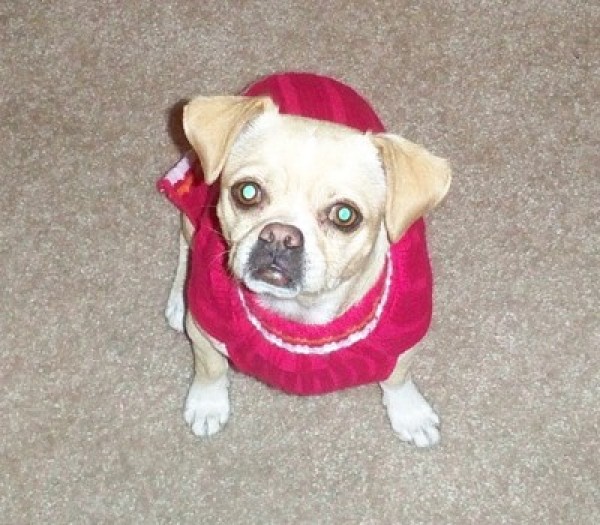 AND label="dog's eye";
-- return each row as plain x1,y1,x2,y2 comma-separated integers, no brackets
232,180,262,208
329,202,362,231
